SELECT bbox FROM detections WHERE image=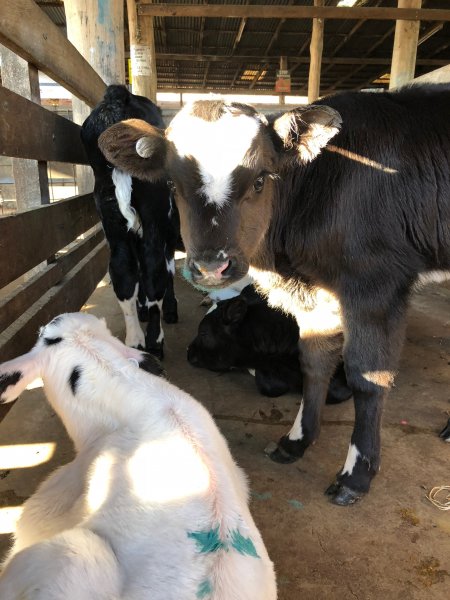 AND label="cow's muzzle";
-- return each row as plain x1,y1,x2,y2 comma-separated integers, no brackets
188,257,235,288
